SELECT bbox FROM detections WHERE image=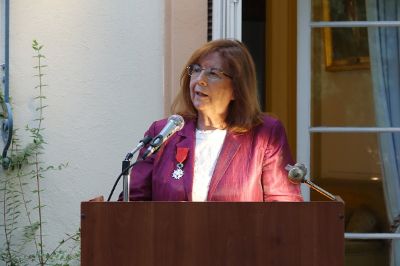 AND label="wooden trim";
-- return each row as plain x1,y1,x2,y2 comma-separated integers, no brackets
266,0,297,158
